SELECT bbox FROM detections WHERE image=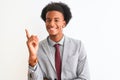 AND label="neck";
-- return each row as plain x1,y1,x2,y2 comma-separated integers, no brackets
49,34,64,42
